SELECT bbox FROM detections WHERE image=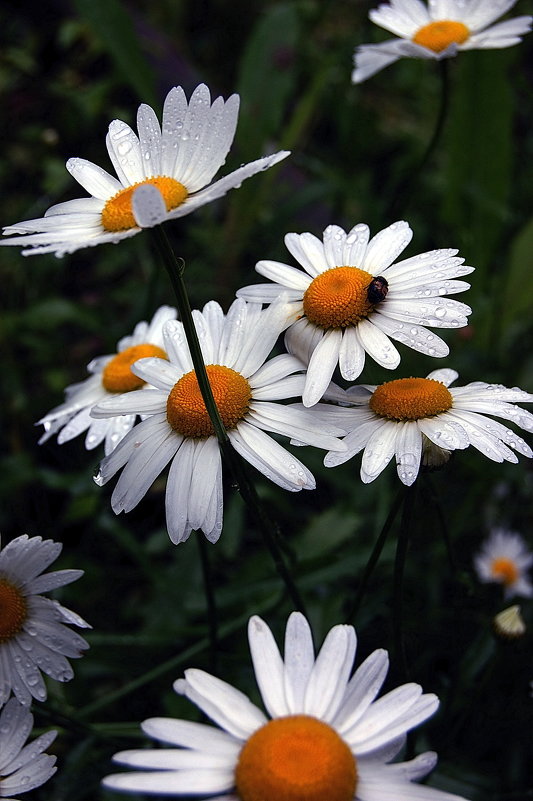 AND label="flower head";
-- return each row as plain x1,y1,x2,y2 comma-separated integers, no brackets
91,298,345,544
0,535,90,706
0,84,289,257
238,221,472,406
319,368,533,485
0,698,57,800
38,305,176,455
103,612,467,801
353,0,532,83
474,529,533,599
